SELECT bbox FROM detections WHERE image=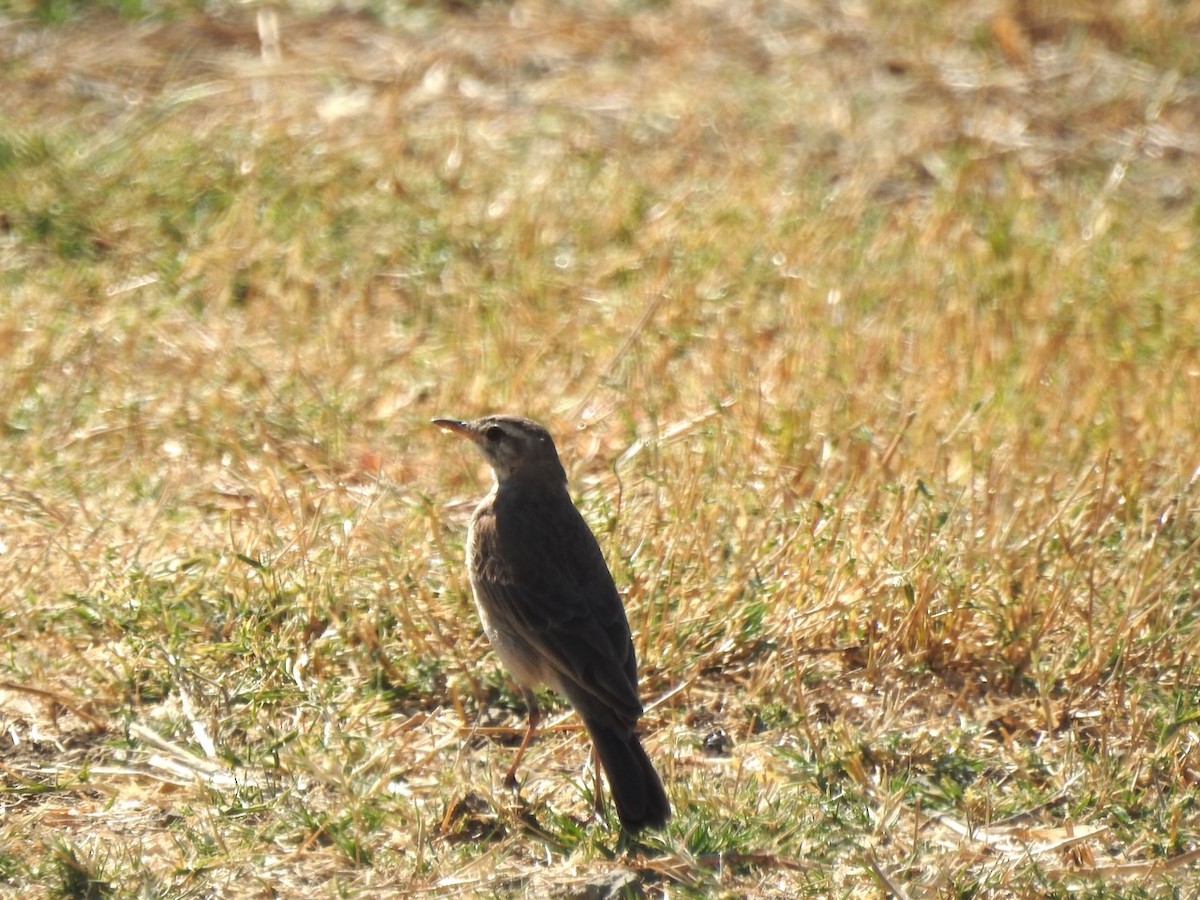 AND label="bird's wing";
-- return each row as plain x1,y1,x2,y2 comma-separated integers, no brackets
470,485,644,727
